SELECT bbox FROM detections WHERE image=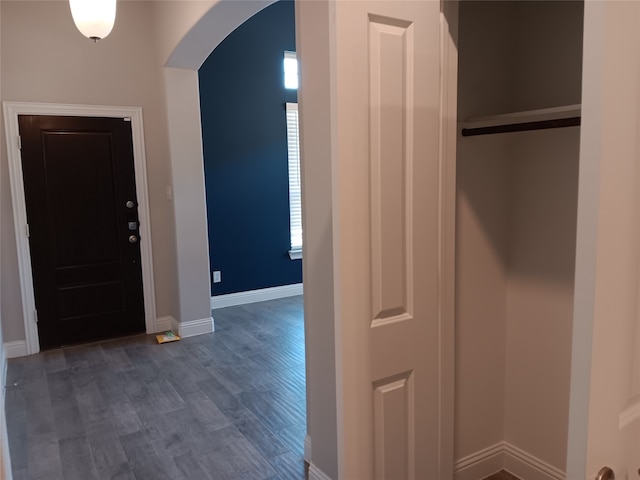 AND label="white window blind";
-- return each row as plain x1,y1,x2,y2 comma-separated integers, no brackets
286,102,302,252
